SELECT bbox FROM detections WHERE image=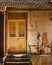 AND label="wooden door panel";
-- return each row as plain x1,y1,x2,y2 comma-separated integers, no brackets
7,19,26,53
17,20,26,52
